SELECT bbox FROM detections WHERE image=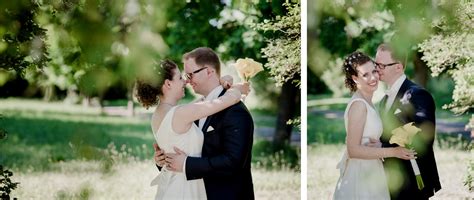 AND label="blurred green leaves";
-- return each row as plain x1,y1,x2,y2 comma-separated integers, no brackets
308,0,464,96
0,1,48,73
